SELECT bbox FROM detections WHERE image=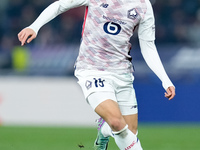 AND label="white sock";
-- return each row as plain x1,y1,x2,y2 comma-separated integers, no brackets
113,125,143,150
101,121,114,137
